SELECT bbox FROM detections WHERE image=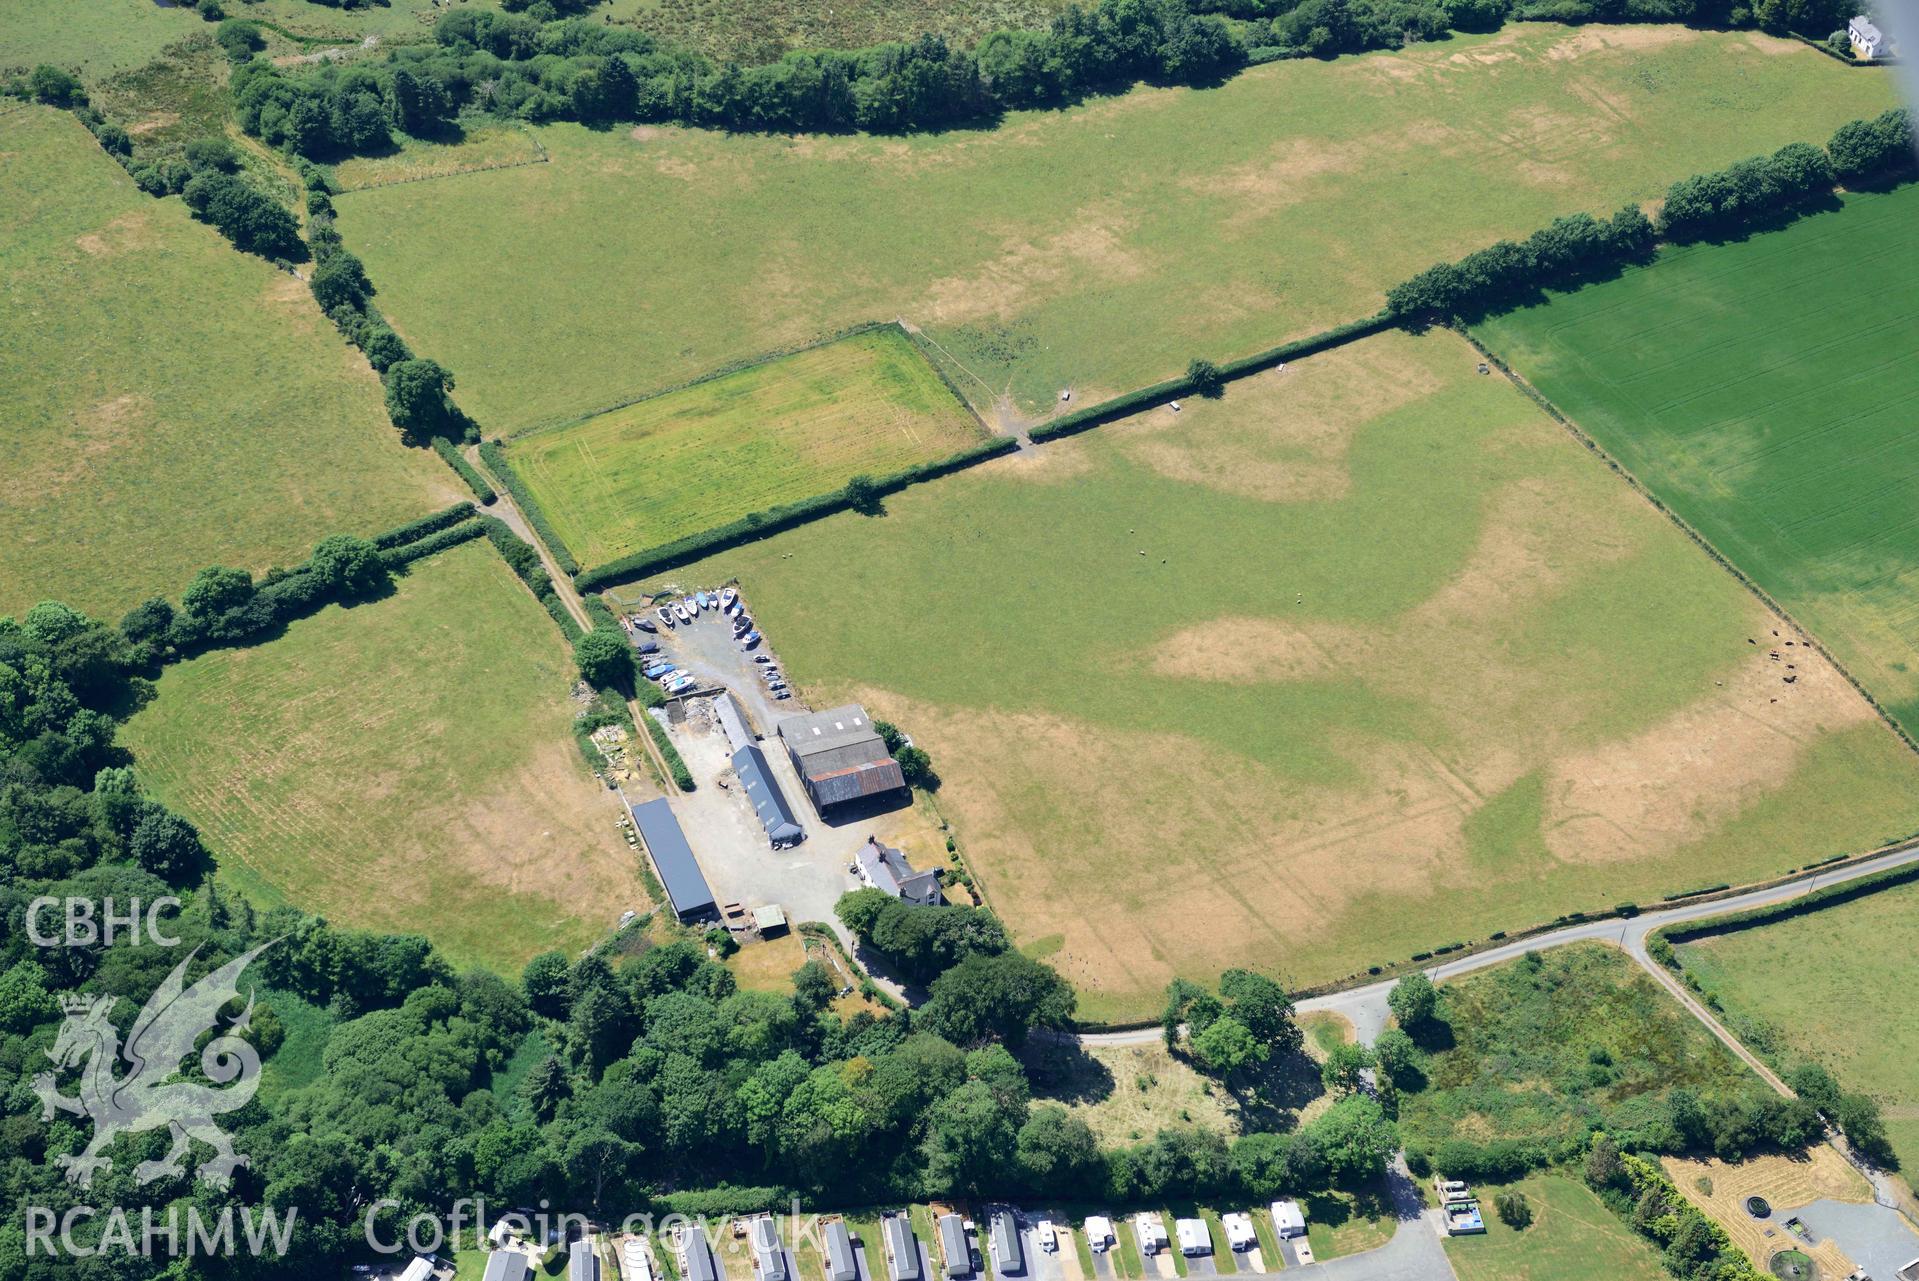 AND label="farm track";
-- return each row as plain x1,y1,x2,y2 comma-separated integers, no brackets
469,445,680,788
